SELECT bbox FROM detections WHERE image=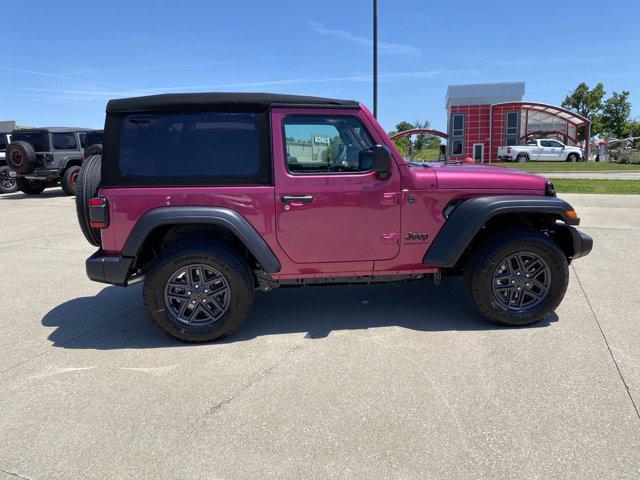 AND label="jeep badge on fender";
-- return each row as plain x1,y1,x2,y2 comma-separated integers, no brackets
405,232,429,242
